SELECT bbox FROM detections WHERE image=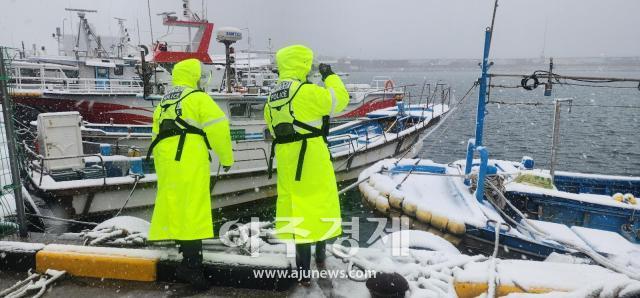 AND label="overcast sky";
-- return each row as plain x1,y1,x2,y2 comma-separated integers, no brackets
1,0,639,59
